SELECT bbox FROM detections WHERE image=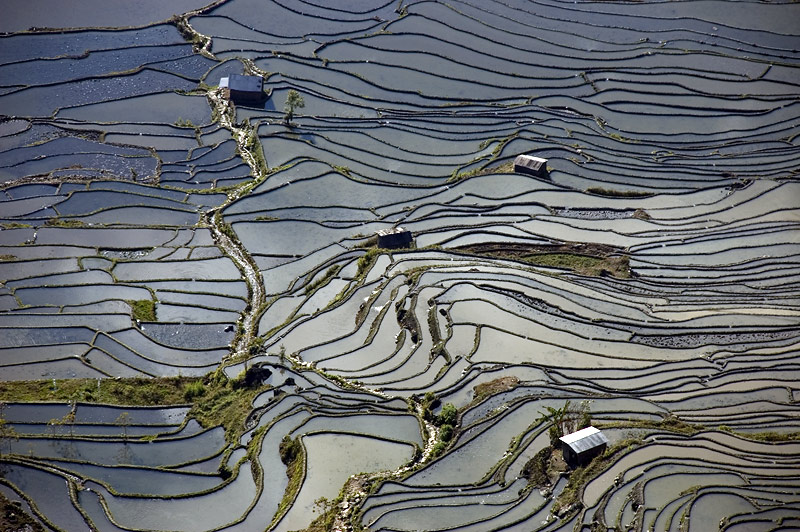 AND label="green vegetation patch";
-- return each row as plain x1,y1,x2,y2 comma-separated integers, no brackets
597,415,702,436
437,403,457,426
0,222,32,229
523,253,630,278
284,89,305,124
521,447,556,488
44,218,87,228
183,380,206,401
0,377,195,405
127,299,156,322
355,248,379,278
0,373,266,445
599,416,800,441
740,430,800,442
430,402,459,458
473,376,520,402
188,375,263,444
449,161,514,182
585,187,653,198
454,242,631,278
